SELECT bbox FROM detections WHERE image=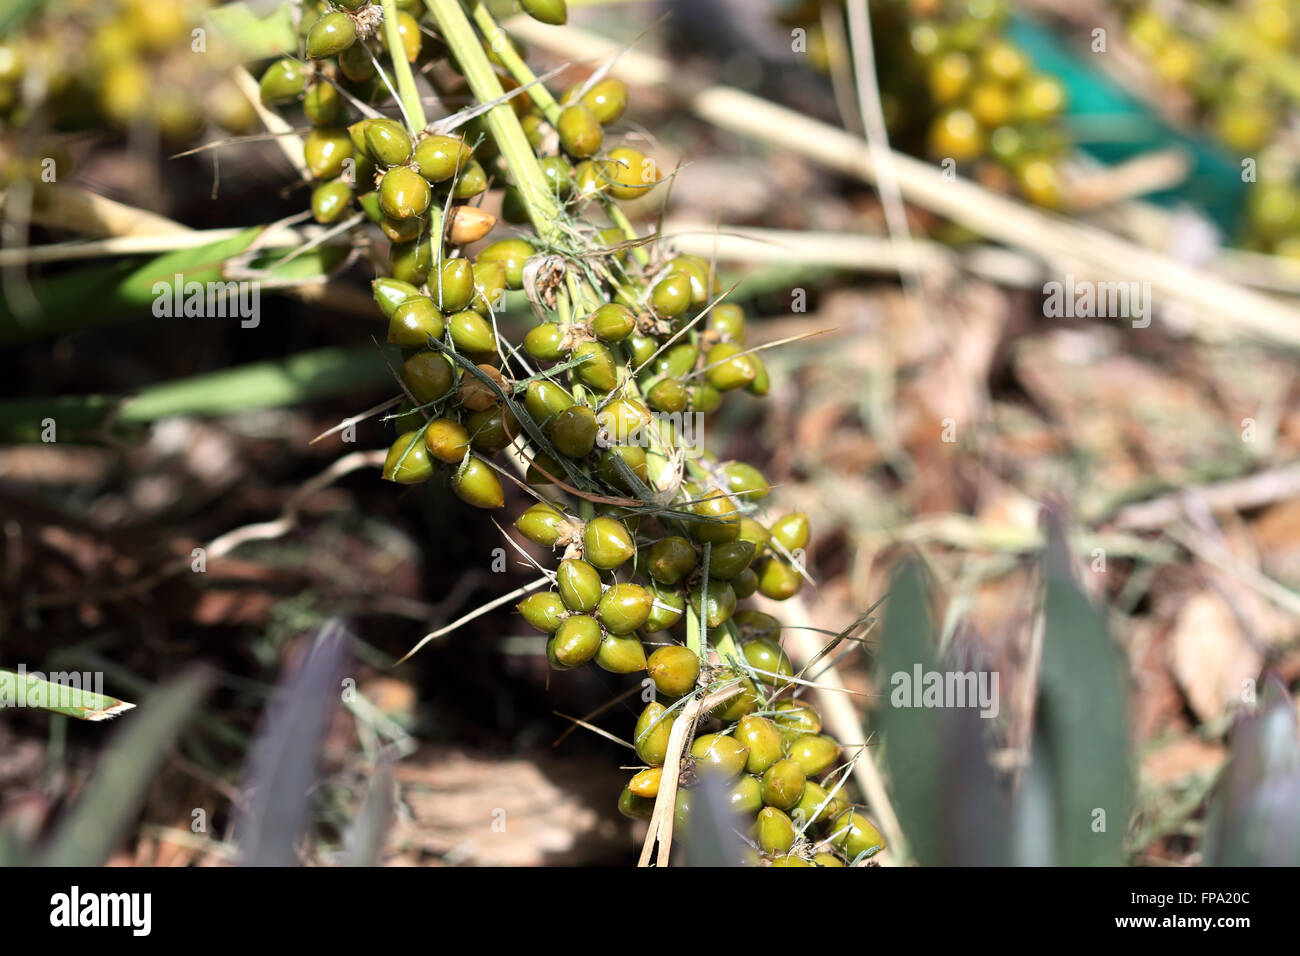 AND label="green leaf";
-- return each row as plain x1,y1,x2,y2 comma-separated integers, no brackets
0,667,135,720
40,667,214,866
